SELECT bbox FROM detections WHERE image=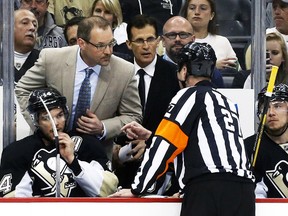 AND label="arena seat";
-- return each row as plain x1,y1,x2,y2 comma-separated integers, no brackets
220,68,239,88
215,0,252,71
217,20,248,37
215,0,251,37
